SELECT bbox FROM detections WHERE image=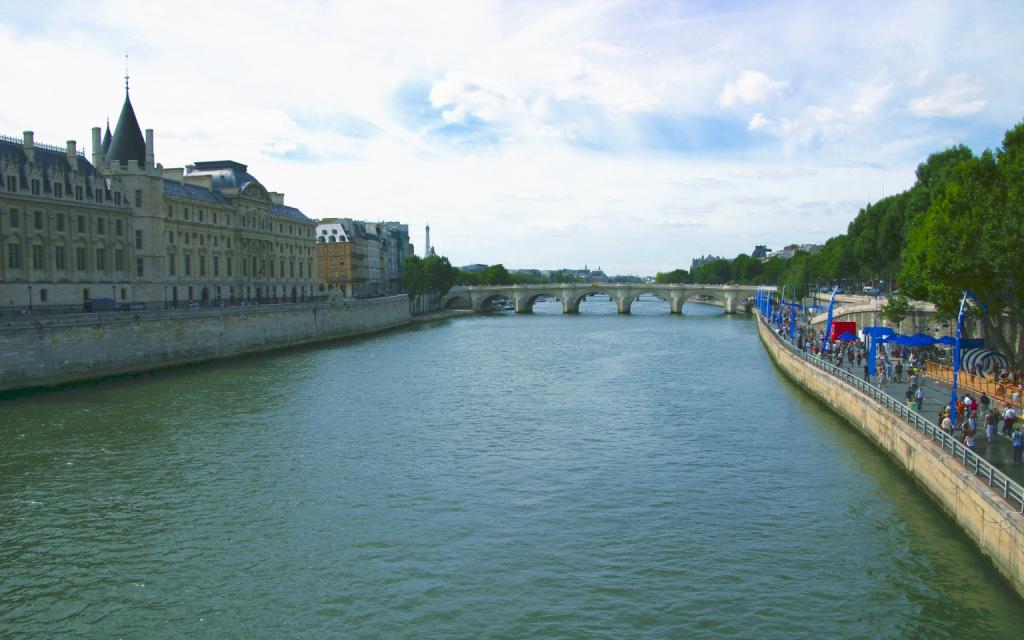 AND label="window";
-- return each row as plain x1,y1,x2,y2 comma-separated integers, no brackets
9,209,19,227
213,212,218,224
200,255,206,276
34,211,42,229
185,255,192,276
7,243,21,269
242,258,247,276
227,257,232,276
31,179,40,195
55,246,66,270
116,219,123,236
136,257,144,277
199,235,204,246
40,288,47,302
120,288,127,301
168,254,176,275
95,248,106,271
5,175,15,191
32,245,43,269
169,230,175,244
213,236,218,247
199,210,204,222
280,260,284,278
95,189,103,203
56,213,65,232
167,205,173,218
97,218,106,234
115,249,124,271
76,246,86,271
135,190,142,207
113,192,121,205
77,215,85,233
184,208,189,221
75,185,83,200
54,183,63,198
135,230,143,250
213,256,220,276
226,238,231,249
